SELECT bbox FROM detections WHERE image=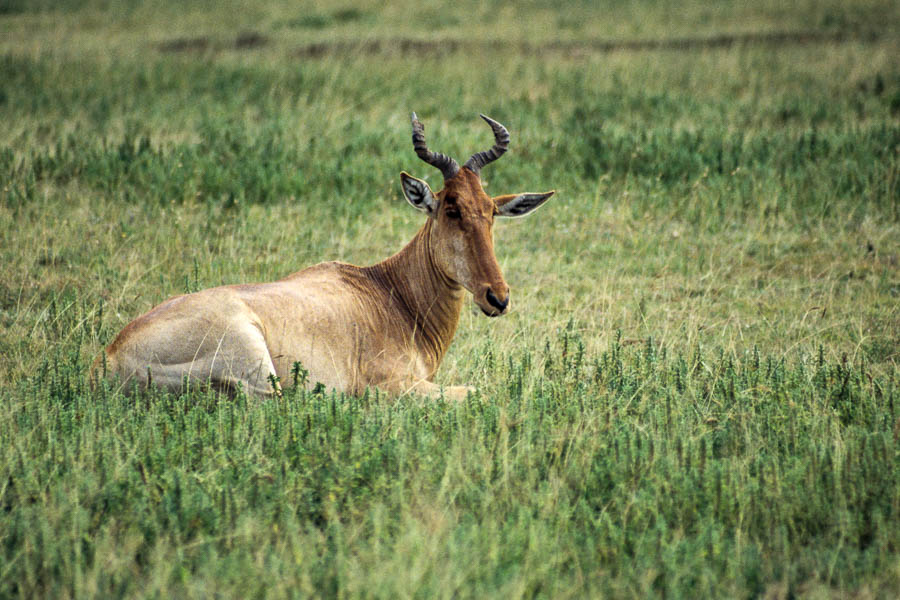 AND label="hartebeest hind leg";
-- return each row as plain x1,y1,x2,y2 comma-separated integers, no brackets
105,308,280,397
174,323,281,396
